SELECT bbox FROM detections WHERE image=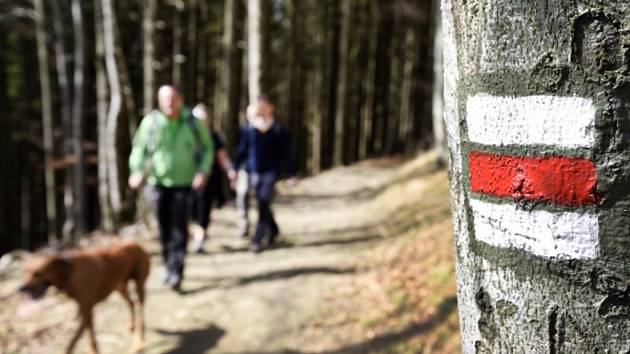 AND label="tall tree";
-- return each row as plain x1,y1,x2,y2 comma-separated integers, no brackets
216,0,244,146
33,0,58,244
332,0,351,166
95,0,113,231
71,0,86,237
172,0,185,88
142,0,157,114
443,0,630,351
101,0,125,225
431,0,446,165
247,0,262,102
358,0,379,161
51,0,75,238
